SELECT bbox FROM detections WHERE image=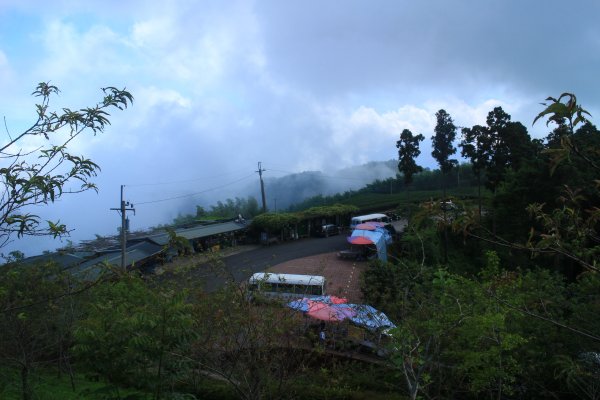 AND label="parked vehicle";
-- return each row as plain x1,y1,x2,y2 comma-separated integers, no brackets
248,273,326,299
315,224,340,237
350,213,390,229
440,200,457,211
